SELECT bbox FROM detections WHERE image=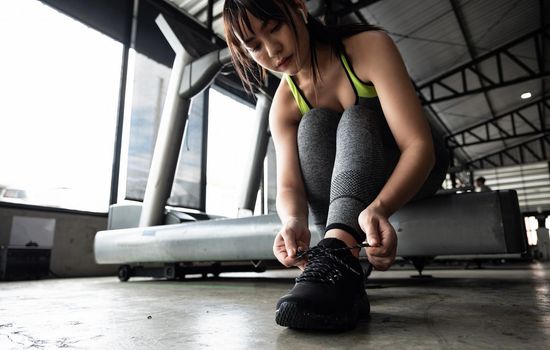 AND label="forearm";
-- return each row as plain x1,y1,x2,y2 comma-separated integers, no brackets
276,188,309,224
369,142,435,217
